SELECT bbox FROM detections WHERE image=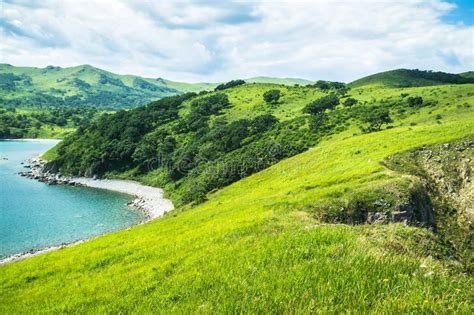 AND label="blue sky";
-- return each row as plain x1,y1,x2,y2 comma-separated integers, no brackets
0,0,472,82
442,0,474,25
